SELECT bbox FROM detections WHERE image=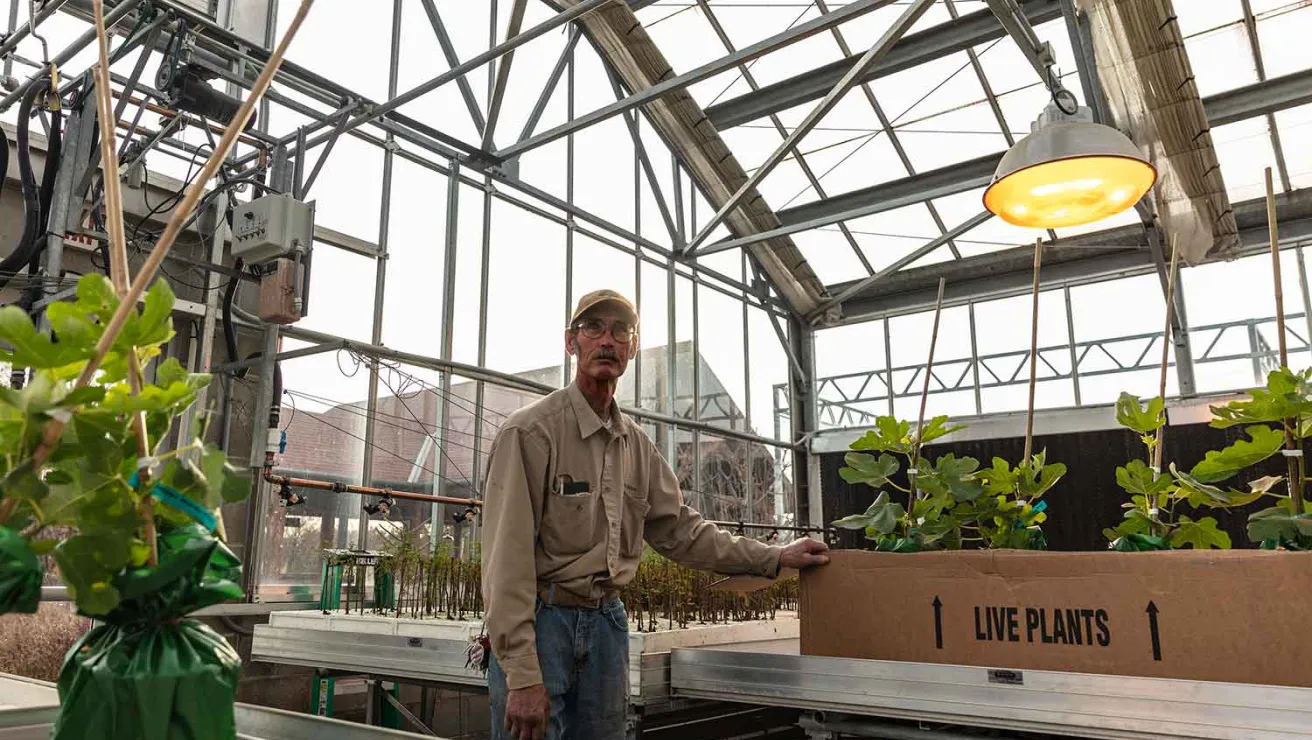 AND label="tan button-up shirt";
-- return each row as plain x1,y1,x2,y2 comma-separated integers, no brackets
481,383,781,689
